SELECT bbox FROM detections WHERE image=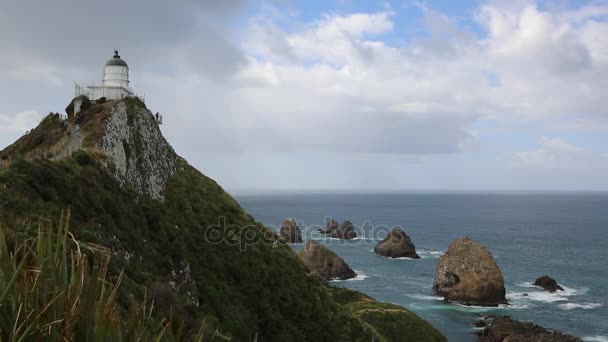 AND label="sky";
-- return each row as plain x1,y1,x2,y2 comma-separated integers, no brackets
1,0,608,191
